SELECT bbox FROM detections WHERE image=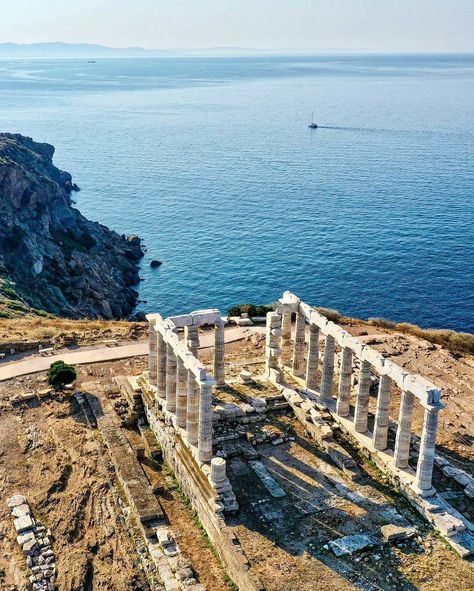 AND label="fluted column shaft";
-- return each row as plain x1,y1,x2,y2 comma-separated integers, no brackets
336,346,353,416
413,405,440,493
198,382,213,463
176,357,188,428
280,312,292,365
165,344,177,413
320,335,335,401
354,360,372,432
185,325,200,357
214,320,225,387
265,312,282,375
156,333,167,399
394,390,415,468
292,312,306,377
186,370,199,445
148,321,157,386
305,324,320,389
372,374,392,450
